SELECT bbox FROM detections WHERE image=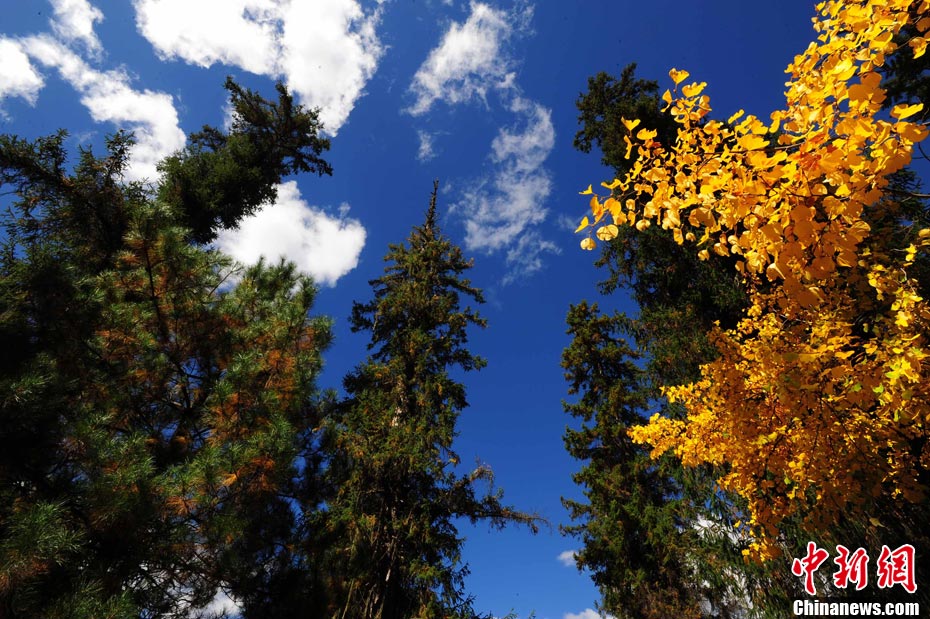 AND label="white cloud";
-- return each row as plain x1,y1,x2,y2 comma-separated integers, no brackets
21,34,186,181
454,96,556,282
132,0,384,133
279,0,383,133
564,610,614,619
410,2,555,283
407,1,531,115
0,38,45,107
49,0,105,55
133,0,281,74
215,181,366,287
557,549,577,567
491,97,552,173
